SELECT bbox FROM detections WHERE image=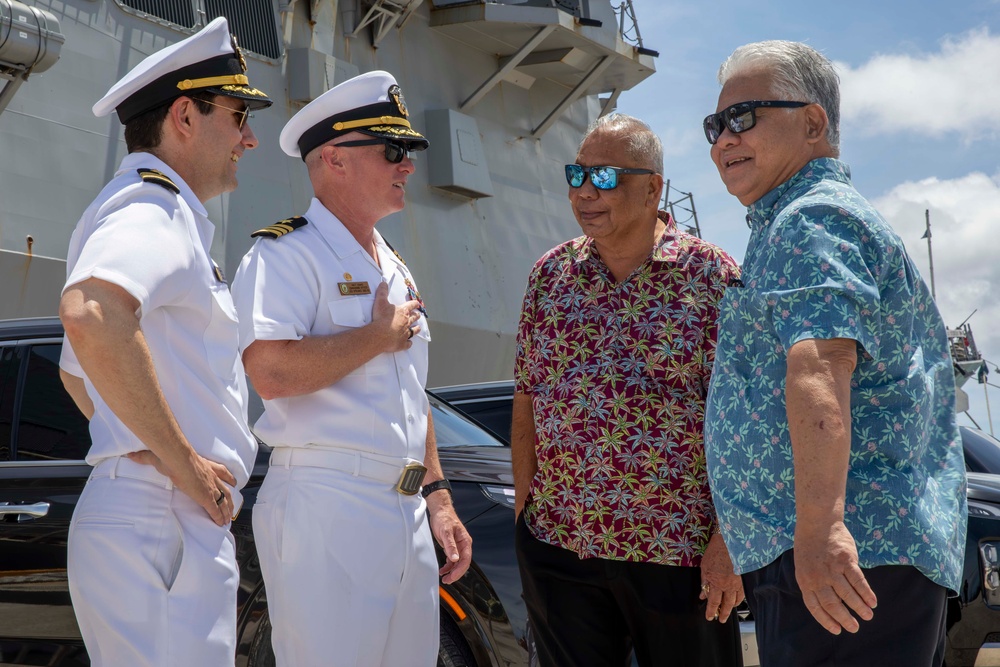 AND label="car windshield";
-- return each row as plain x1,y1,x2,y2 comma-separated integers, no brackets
428,394,505,449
